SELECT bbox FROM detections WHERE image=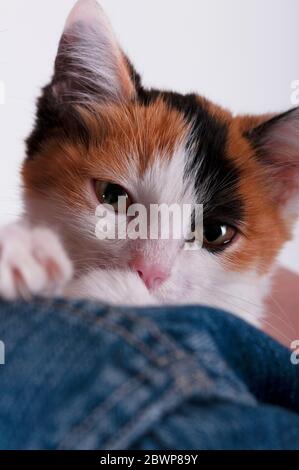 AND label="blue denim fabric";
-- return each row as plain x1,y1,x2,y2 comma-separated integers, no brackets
0,298,298,450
